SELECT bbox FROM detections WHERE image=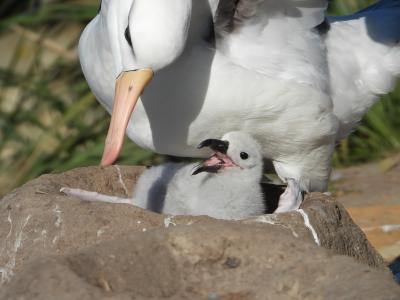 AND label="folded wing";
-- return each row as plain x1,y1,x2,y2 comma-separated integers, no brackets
213,0,330,88
215,0,329,34
327,0,400,139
